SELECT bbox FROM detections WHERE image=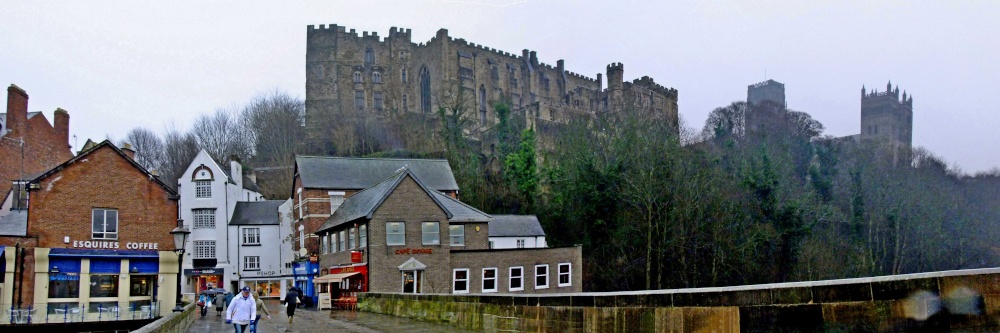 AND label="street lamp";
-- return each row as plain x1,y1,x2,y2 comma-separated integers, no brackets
170,222,191,313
